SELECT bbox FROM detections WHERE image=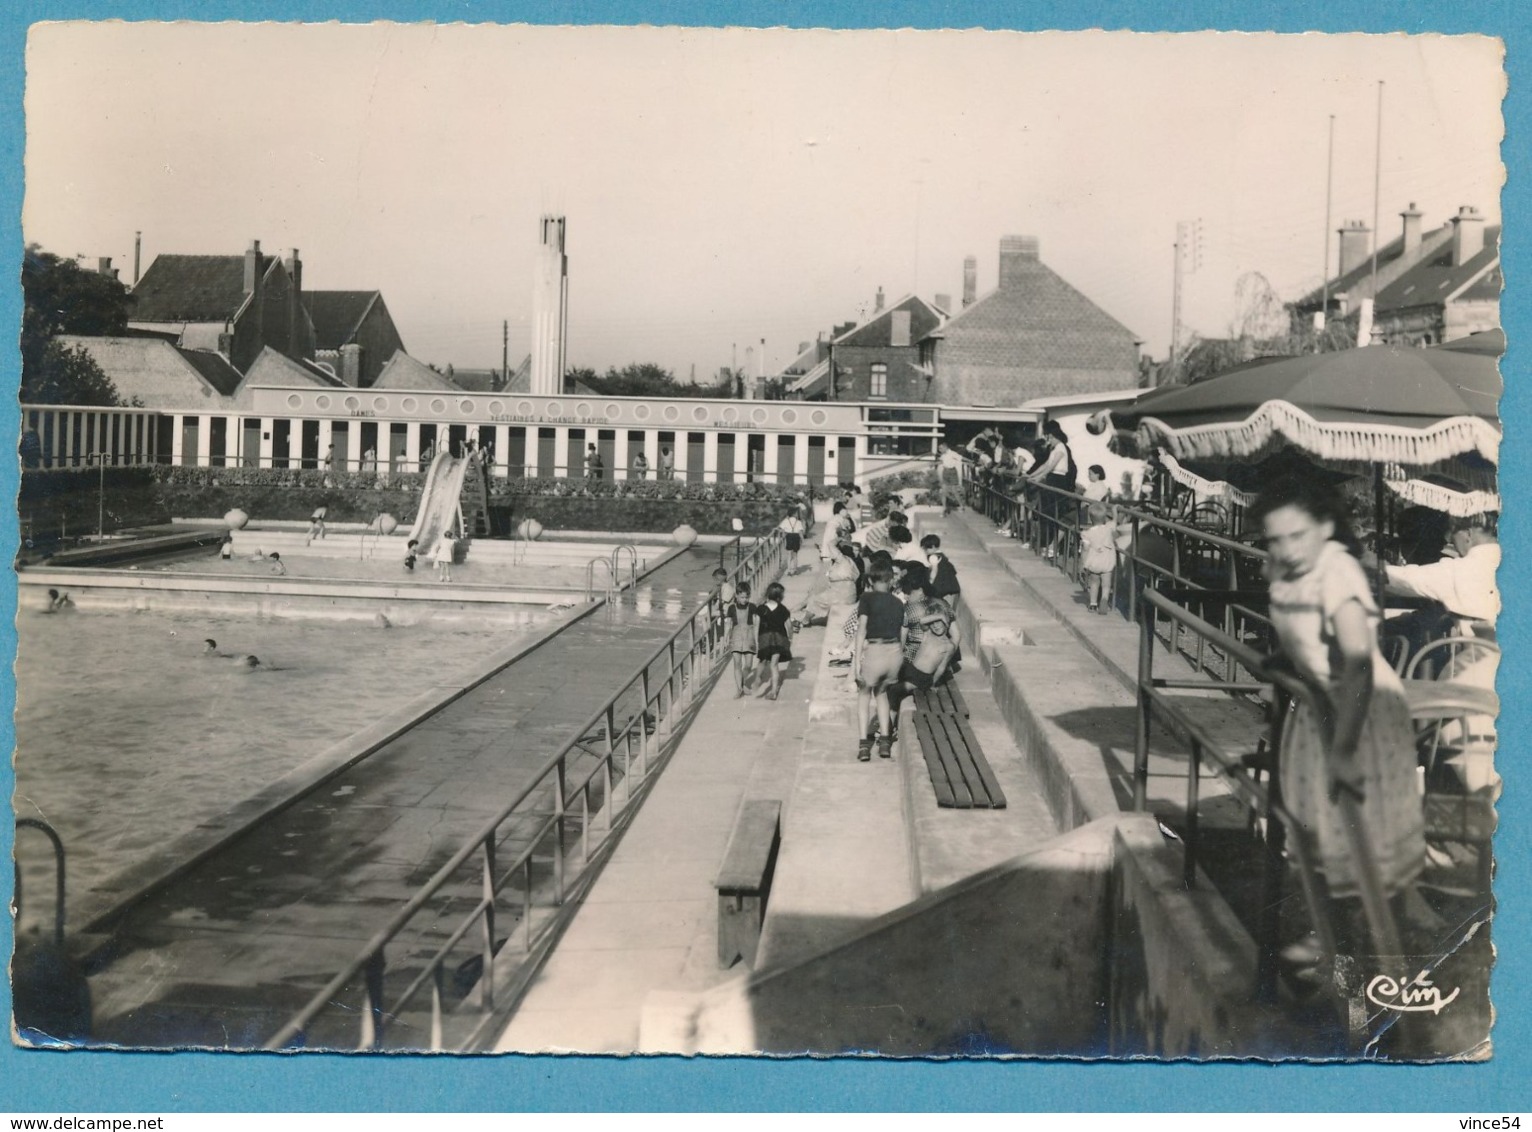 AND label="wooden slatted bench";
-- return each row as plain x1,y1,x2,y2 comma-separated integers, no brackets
715,799,782,968
912,681,970,718
912,708,1006,810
